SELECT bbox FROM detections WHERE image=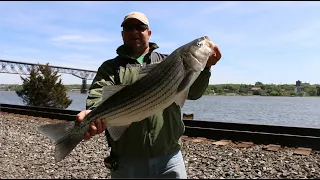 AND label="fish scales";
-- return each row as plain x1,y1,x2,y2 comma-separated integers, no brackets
88,56,184,124
96,59,175,117
108,62,183,119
